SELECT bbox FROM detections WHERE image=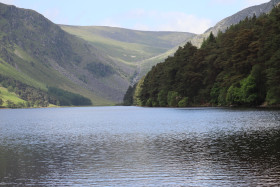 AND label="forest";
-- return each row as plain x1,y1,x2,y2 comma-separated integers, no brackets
47,87,92,106
126,7,280,107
